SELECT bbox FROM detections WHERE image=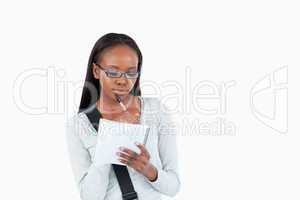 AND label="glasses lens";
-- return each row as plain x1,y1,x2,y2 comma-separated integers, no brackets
126,72,139,79
106,71,121,78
